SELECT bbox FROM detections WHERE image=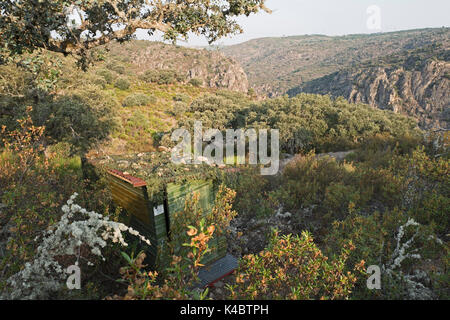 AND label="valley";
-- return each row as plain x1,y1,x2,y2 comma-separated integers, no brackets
221,28,449,129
